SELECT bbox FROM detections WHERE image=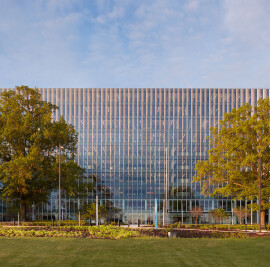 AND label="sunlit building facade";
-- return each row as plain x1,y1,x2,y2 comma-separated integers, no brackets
1,88,270,223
